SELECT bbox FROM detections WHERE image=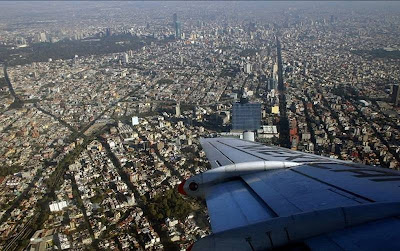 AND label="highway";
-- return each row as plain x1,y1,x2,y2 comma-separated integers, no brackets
276,37,290,148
